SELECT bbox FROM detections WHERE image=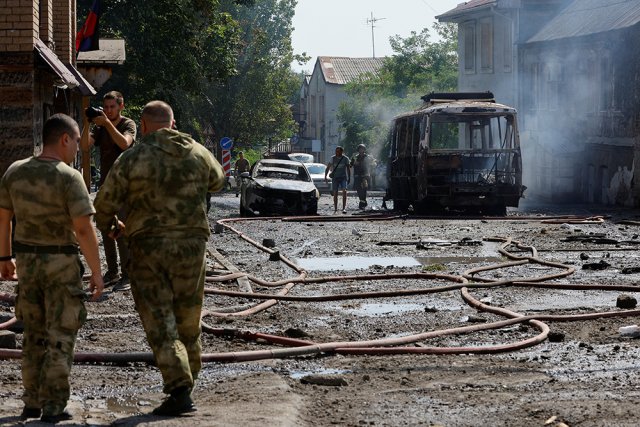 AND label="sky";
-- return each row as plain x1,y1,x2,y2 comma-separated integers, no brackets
291,0,462,73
